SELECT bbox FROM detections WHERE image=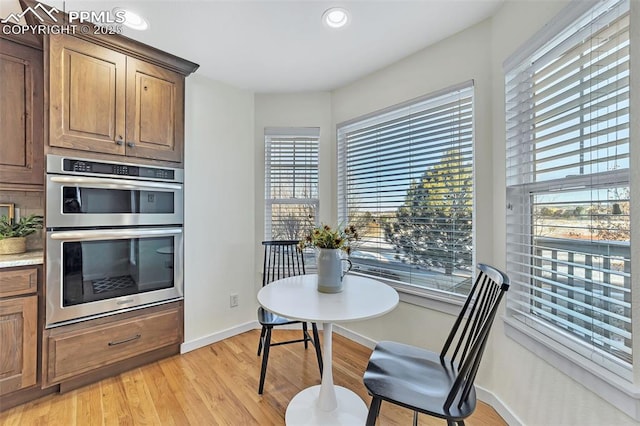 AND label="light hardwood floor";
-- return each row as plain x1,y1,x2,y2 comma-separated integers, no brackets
0,329,507,425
